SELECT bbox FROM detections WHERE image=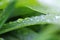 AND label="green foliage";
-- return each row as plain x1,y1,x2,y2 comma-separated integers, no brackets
0,0,60,40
